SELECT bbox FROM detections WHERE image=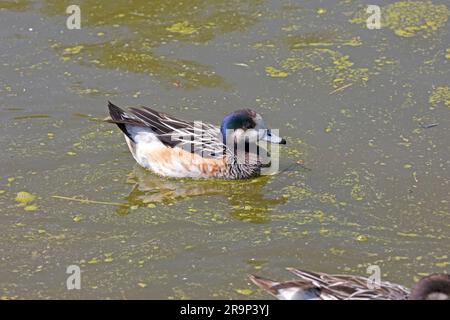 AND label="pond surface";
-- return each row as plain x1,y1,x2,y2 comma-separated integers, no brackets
0,0,449,299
